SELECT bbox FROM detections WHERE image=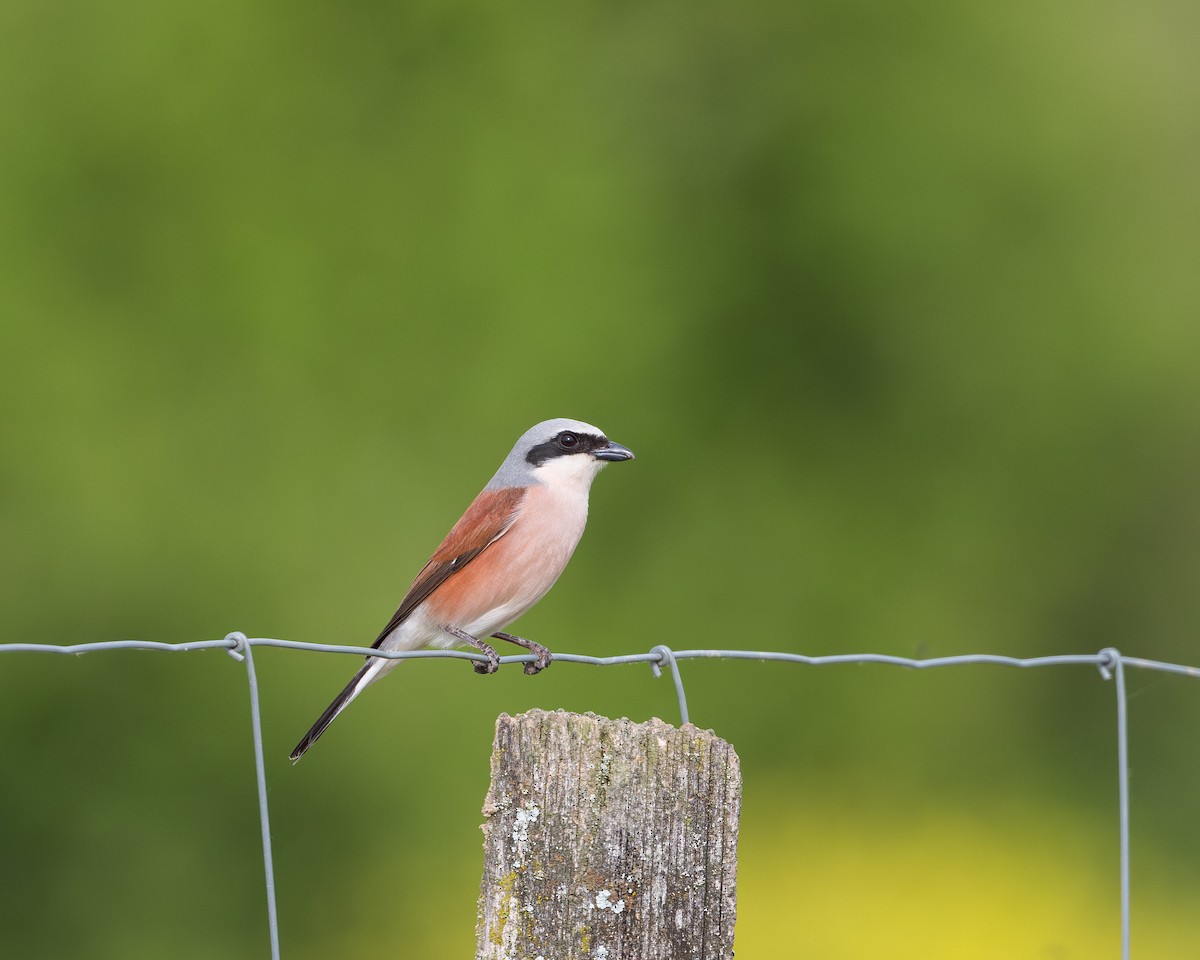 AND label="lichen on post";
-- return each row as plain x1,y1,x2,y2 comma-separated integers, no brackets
475,709,741,959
